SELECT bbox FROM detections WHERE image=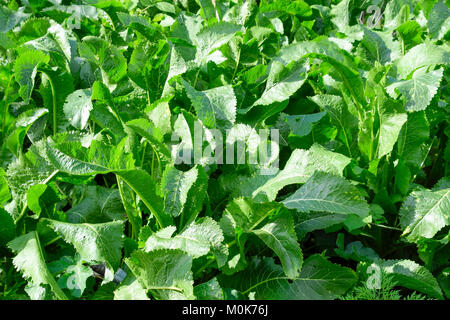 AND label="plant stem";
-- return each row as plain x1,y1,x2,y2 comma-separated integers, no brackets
231,47,241,83
1,75,14,138
369,223,402,231
116,175,139,239
140,140,147,167
40,71,57,136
